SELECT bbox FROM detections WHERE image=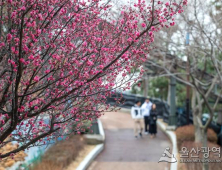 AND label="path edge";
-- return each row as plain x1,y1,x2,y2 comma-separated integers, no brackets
76,119,105,170
157,120,178,170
